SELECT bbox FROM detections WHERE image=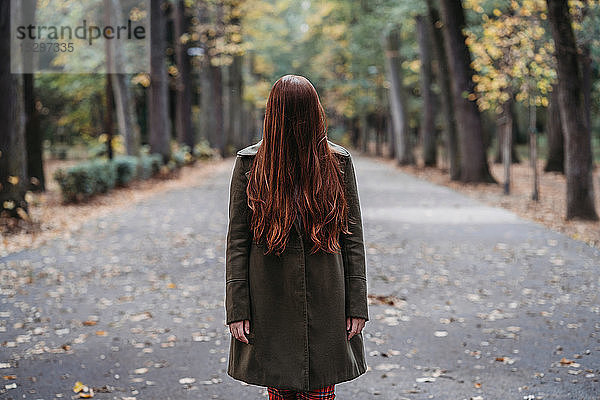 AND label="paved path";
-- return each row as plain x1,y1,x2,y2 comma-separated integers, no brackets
1,155,599,400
